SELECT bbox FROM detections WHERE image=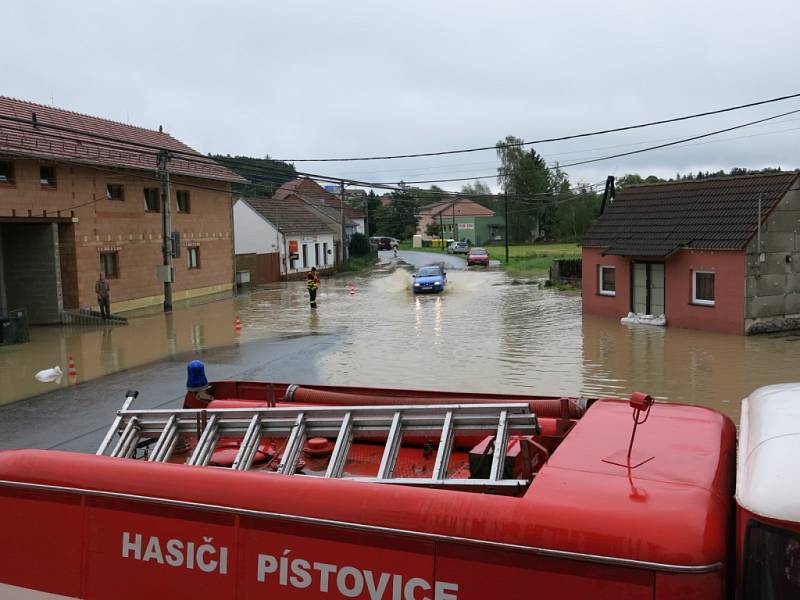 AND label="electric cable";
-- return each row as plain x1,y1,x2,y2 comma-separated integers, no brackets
271,92,800,162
